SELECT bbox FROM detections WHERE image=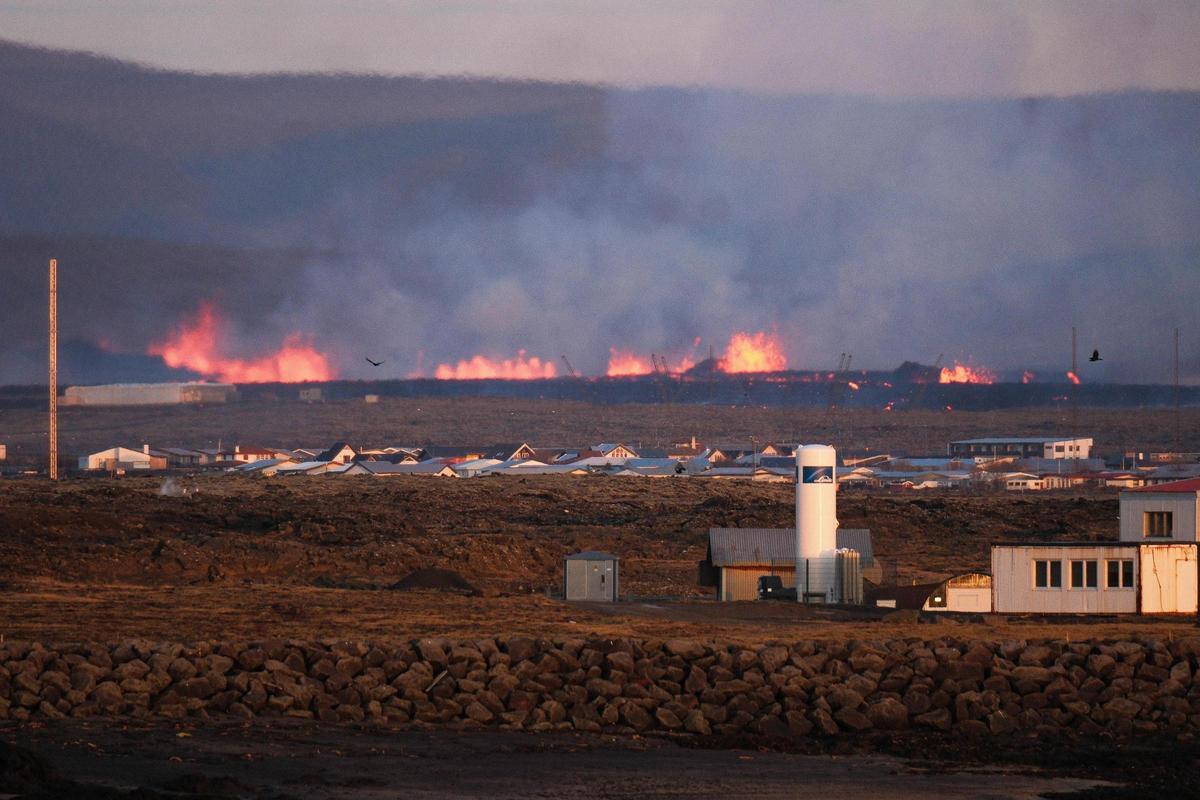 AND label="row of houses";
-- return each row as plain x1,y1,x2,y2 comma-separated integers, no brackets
74,435,1200,486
